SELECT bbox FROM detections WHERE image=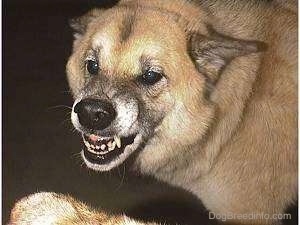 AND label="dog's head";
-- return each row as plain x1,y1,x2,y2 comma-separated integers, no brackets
66,2,264,172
